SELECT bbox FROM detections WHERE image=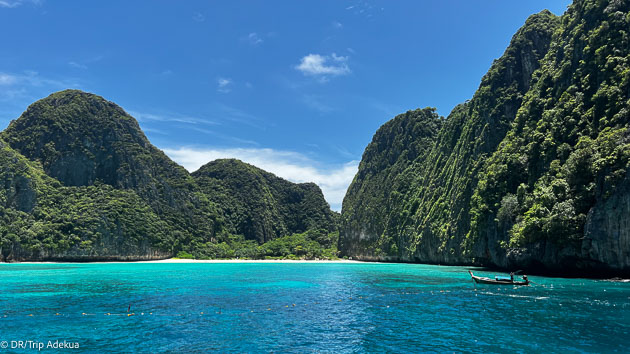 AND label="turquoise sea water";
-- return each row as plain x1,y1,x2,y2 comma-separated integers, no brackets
0,263,628,353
